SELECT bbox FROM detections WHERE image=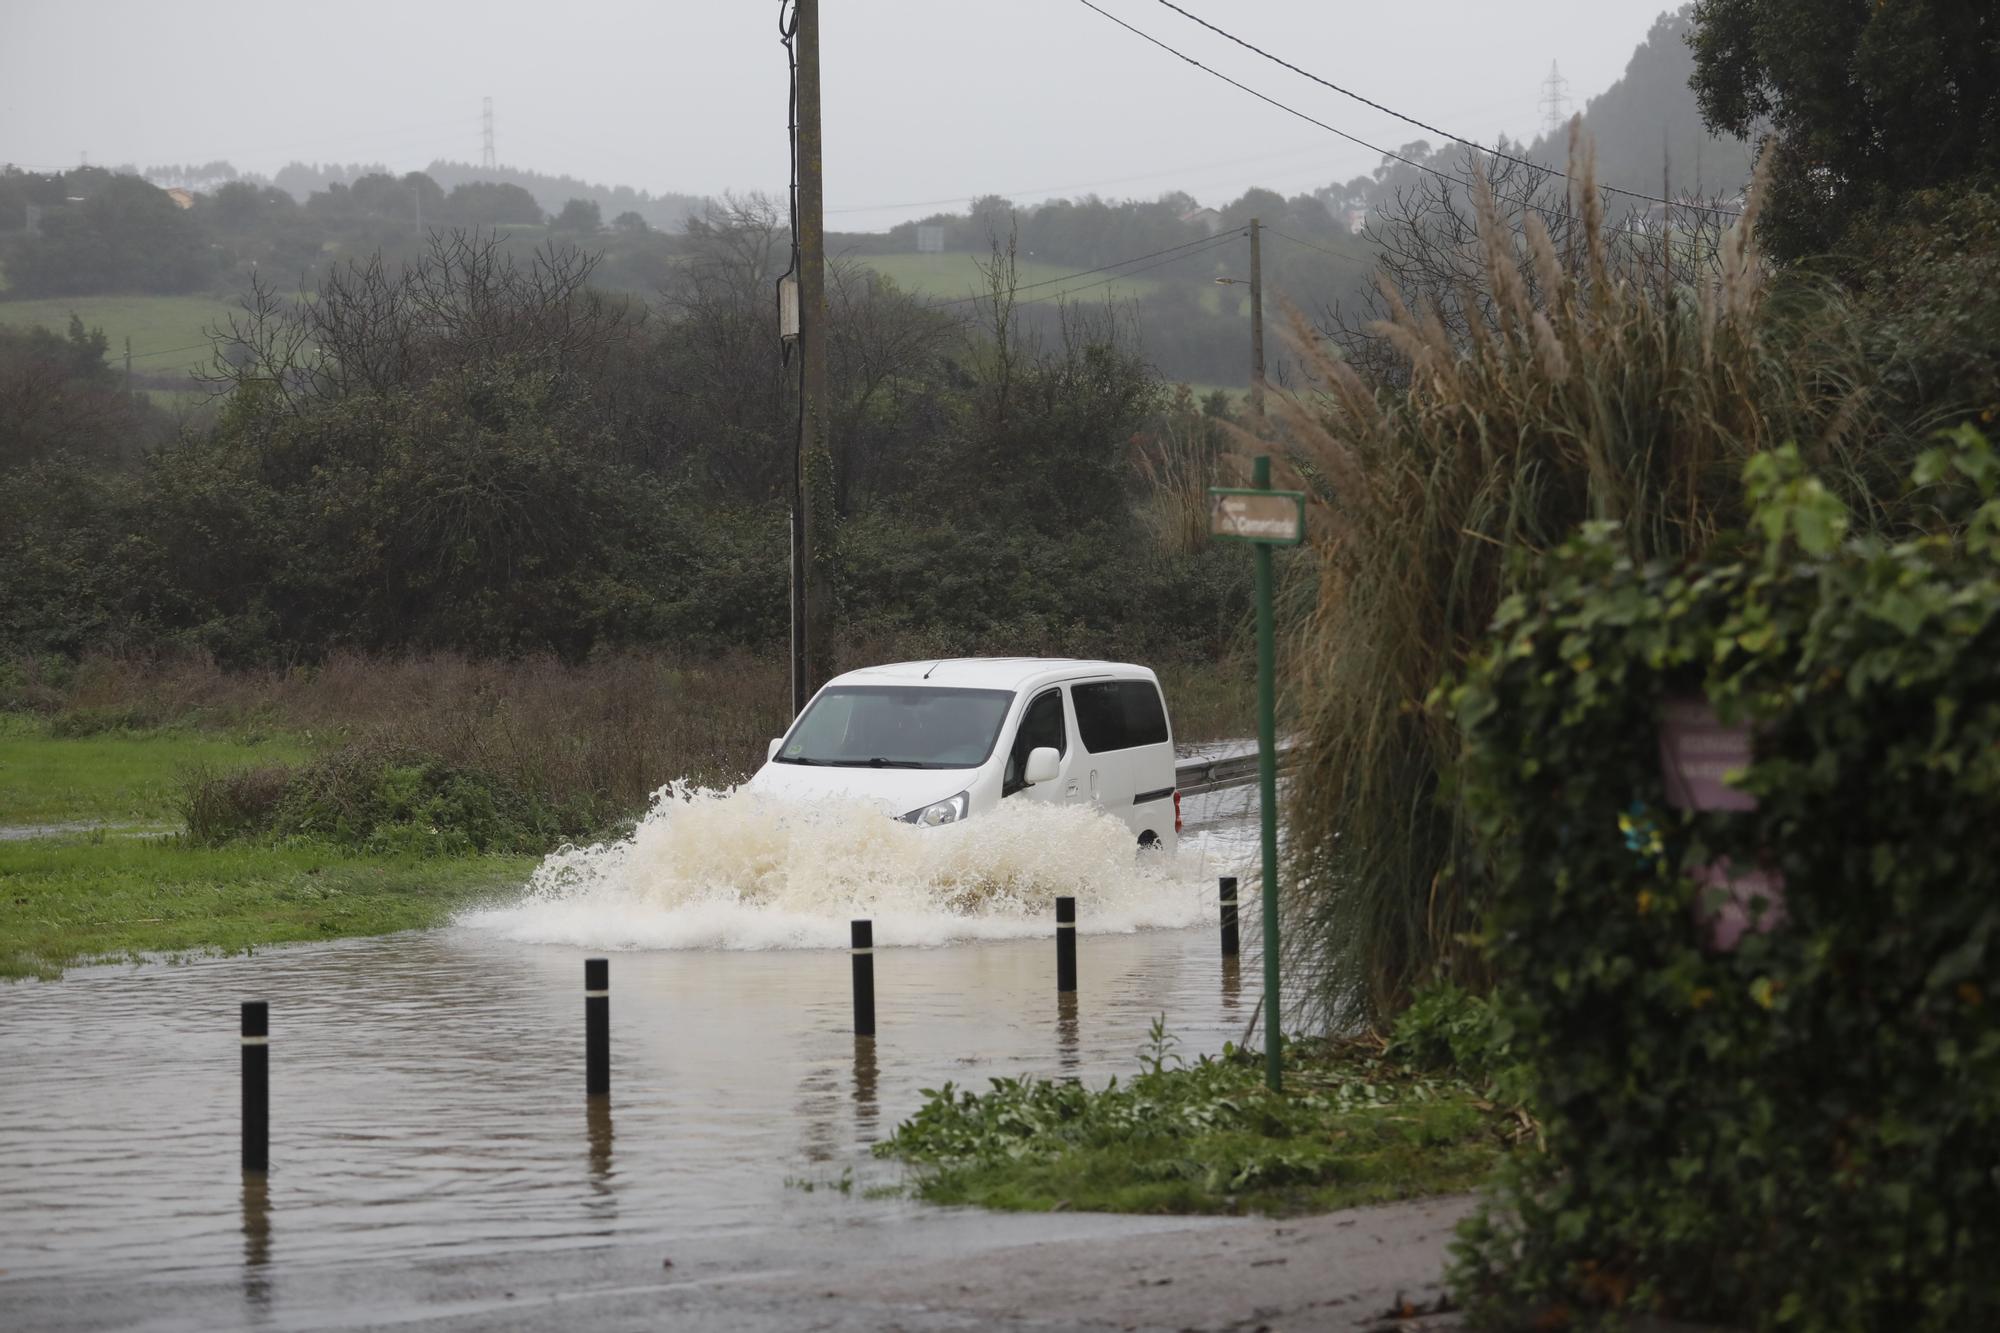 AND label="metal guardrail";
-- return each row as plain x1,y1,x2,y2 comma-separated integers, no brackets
1174,745,1294,796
